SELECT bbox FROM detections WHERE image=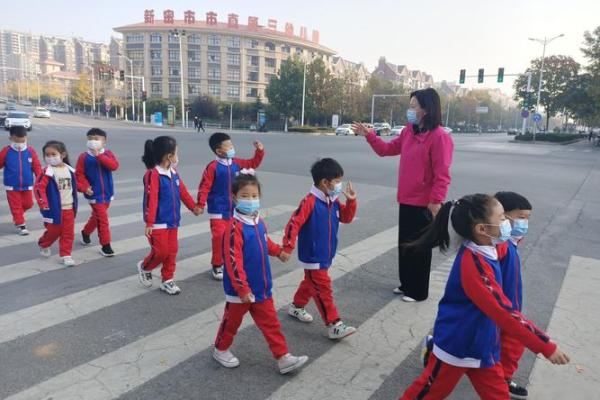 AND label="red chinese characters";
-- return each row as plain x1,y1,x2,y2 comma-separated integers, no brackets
268,19,277,30
228,13,239,28
312,30,320,44
300,26,308,40
184,10,195,24
144,9,155,24
248,16,259,30
285,23,294,37
163,9,174,24
206,11,217,26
